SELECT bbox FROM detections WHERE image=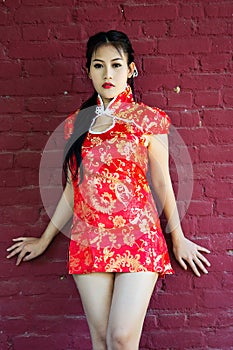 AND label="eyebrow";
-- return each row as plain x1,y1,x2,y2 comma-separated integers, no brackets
92,58,123,62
